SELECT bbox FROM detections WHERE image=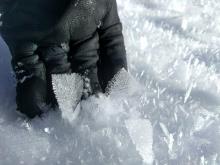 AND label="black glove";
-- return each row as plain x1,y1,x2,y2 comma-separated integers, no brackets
37,43,71,74
0,0,15,14
14,55,47,118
